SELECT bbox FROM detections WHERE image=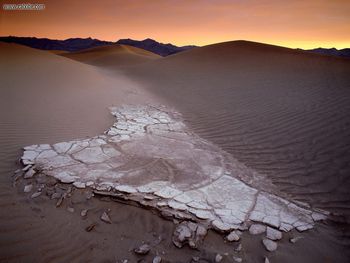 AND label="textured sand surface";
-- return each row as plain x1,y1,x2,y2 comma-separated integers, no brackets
123,41,350,222
1,41,350,262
